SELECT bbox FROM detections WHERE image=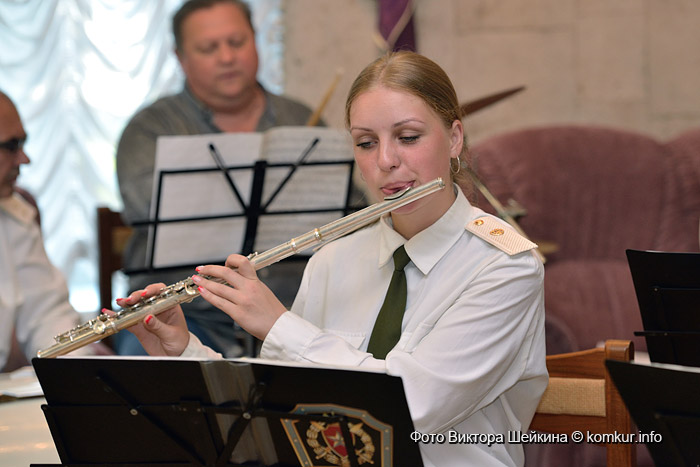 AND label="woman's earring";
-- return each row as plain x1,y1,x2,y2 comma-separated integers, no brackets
450,157,461,175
